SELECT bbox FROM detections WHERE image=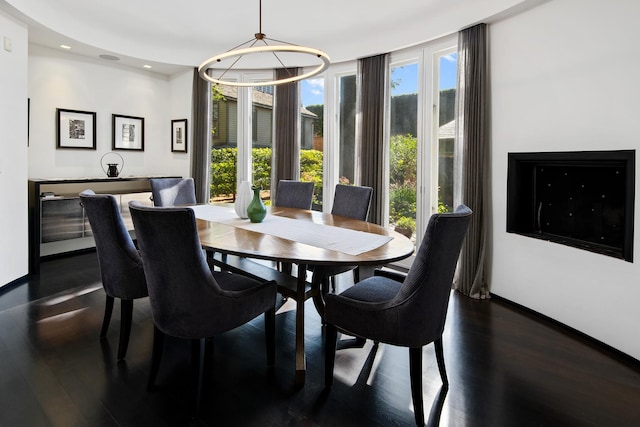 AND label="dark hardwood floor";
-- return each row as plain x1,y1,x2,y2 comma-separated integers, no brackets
1,252,639,426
